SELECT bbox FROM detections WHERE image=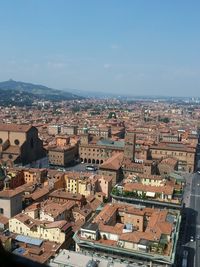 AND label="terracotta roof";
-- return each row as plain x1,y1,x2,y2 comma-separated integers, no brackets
31,187,49,201
0,214,9,225
0,187,24,198
2,145,21,154
49,189,85,201
0,124,32,132
25,203,41,212
41,200,75,218
13,213,38,229
124,182,174,196
99,223,124,235
160,157,178,166
119,231,156,243
15,240,61,264
44,220,68,229
73,207,92,218
85,197,102,212
100,152,123,170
